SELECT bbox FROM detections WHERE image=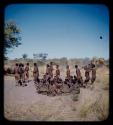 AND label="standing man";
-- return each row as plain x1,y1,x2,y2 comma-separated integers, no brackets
65,65,72,88
18,63,26,86
55,65,60,79
45,64,51,85
91,64,96,84
66,65,70,79
33,63,39,84
50,62,54,78
55,65,63,94
75,65,83,87
46,64,50,75
25,63,30,83
22,64,26,84
84,65,91,86
45,64,51,79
